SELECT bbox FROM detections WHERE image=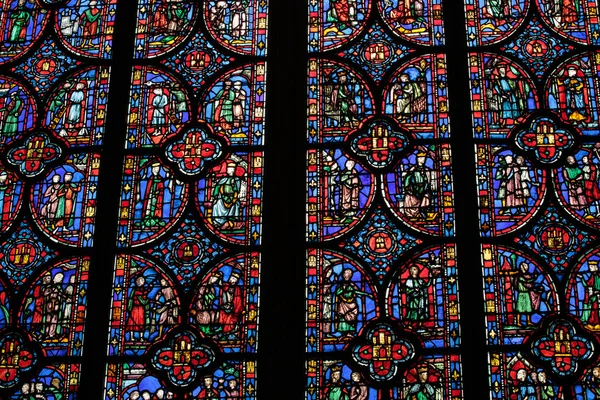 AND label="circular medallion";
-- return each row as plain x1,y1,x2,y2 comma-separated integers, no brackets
184,51,212,72
524,39,549,58
362,42,392,66
365,229,396,256
537,224,573,254
6,241,39,269
172,239,204,265
34,58,59,76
